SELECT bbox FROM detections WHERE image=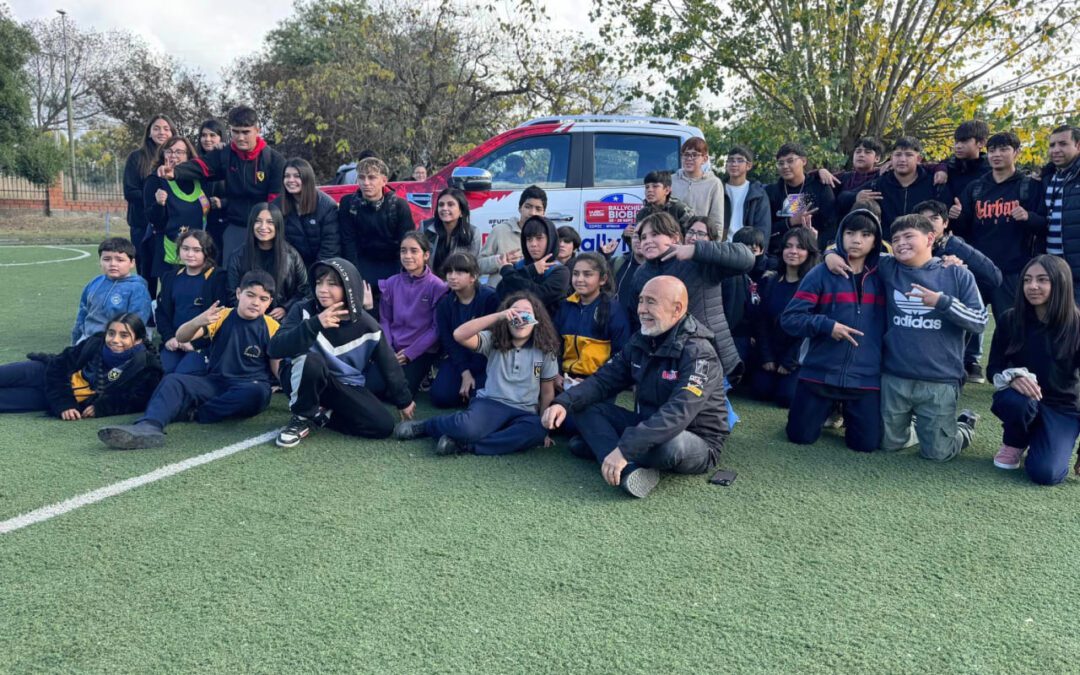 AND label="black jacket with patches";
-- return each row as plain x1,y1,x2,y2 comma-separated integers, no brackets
496,216,572,315
268,258,412,409
555,314,728,456
29,335,162,418
629,240,755,381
